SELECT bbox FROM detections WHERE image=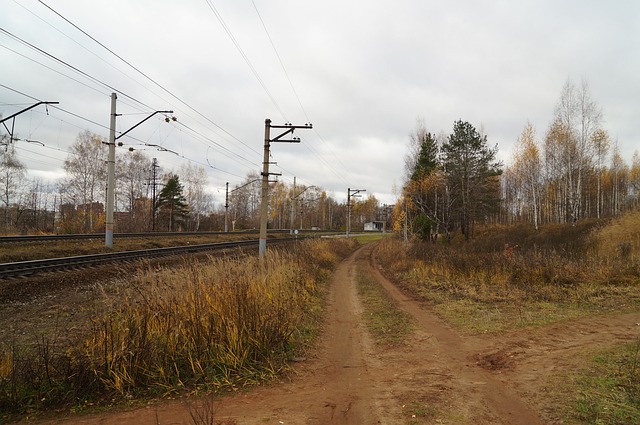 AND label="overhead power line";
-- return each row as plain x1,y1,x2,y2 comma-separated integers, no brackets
0,27,152,110
250,0,310,123
204,0,287,121
0,43,110,98
0,83,39,101
0,83,258,179
249,2,352,186
36,0,260,157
